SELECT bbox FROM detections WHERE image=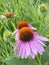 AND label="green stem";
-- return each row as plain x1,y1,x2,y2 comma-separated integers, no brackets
36,56,42,65
11,21,16,30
